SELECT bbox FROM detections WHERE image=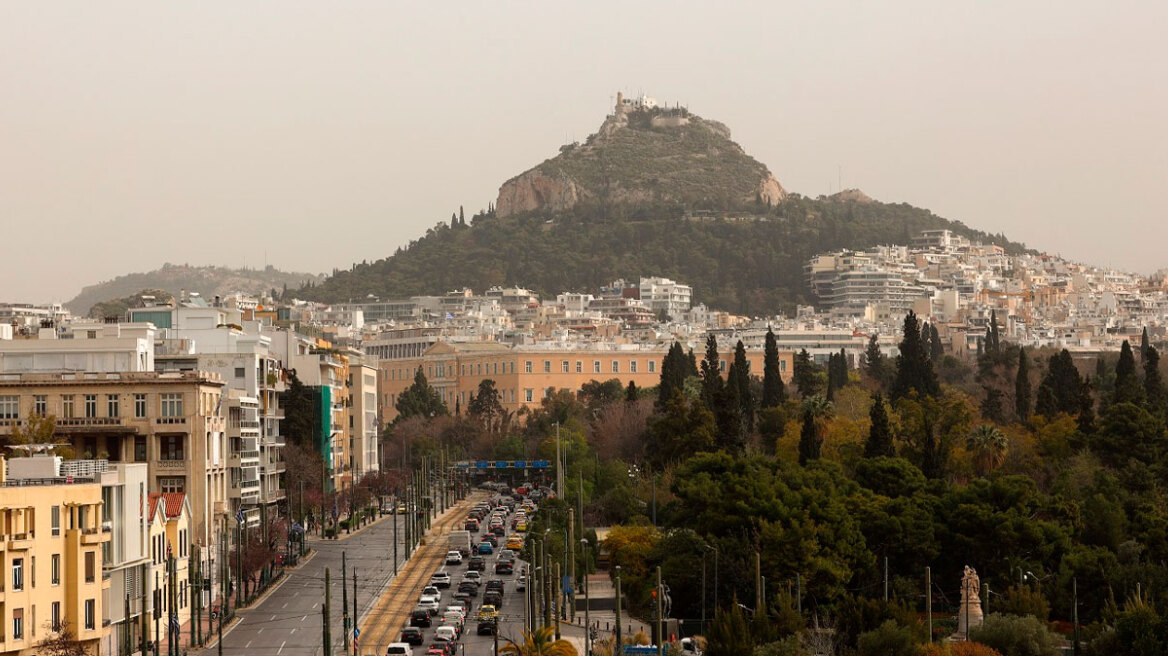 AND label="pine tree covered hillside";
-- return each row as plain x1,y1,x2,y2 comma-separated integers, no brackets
301,194,1025,315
